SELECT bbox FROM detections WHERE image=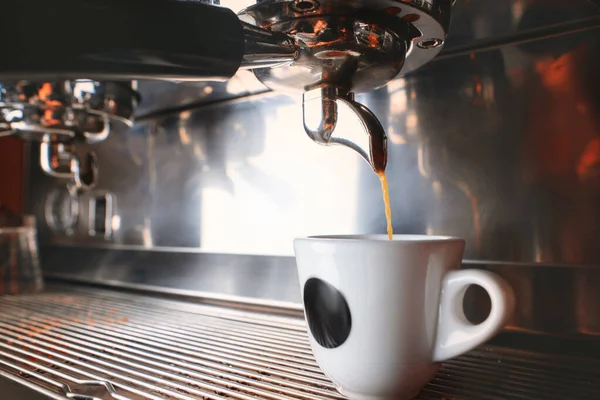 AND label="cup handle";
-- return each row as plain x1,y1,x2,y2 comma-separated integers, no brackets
432,269,515,362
